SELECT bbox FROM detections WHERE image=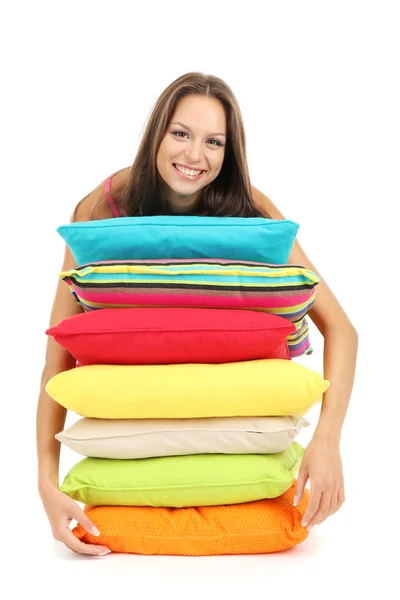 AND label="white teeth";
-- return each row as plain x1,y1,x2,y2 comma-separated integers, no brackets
175,164,202,176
